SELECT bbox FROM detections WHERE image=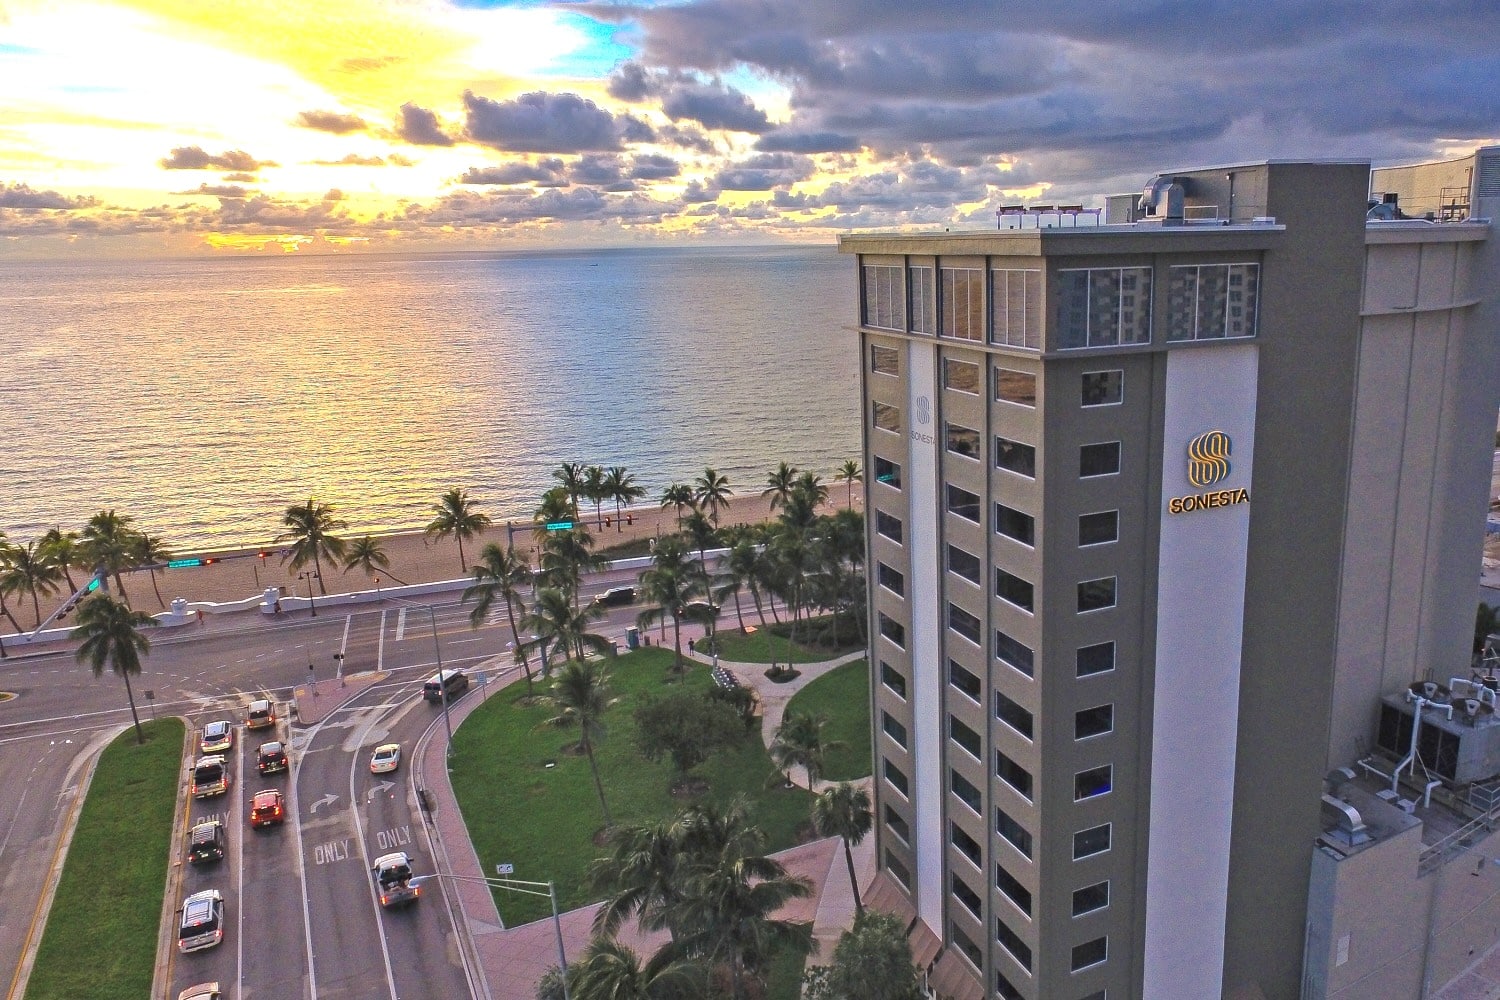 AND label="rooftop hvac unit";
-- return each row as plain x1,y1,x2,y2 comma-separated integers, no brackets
1139,175,1185,223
